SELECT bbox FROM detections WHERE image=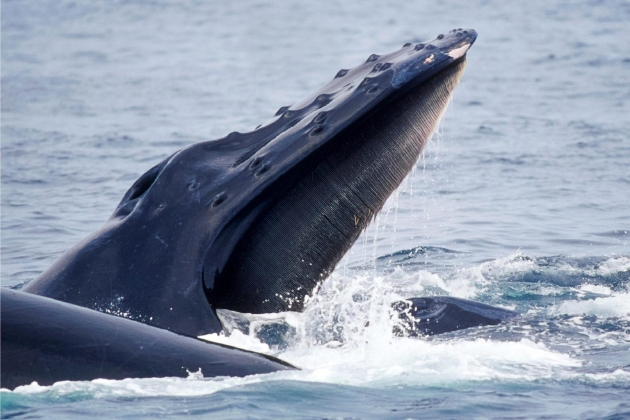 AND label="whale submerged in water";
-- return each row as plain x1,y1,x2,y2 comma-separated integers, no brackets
2,28,515,389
